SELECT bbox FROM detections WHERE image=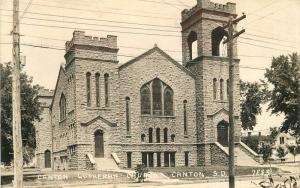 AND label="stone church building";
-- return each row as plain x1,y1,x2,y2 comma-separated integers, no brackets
35,0,260,170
